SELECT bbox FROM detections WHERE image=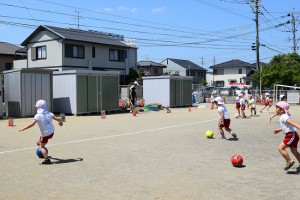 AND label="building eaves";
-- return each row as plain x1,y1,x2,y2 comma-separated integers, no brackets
137,60,167,68
0,42,22,55
210,59,253,69
167,58,207,71
21,25,132,48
